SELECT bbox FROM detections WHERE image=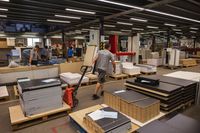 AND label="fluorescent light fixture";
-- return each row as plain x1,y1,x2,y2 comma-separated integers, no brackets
0,8,8,11
158,31,166,33
104,24,116,27
121,29,131,32
0,15,7,17
97,0,144,10
55,15,81,19
97,0,200,24
190,27,199,30
82,28,91,31
145,9,200,23
47,19,70,23
176,32,183,34
130,17,147,22
164,23,176,27
90,26,99,29
132,28,144,30
147,26,159,29
173,29,181,31
0,0,9,2
111,31,122,34
190,31,197,33
117,22,133,26
66,8,96,14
